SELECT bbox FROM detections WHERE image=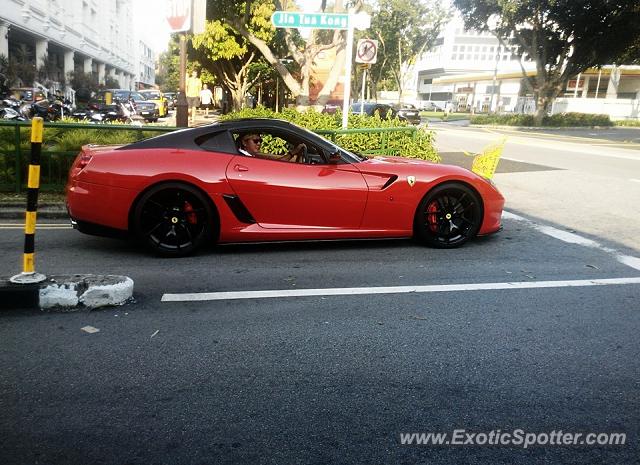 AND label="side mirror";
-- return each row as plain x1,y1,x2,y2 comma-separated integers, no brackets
328,151,341,164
